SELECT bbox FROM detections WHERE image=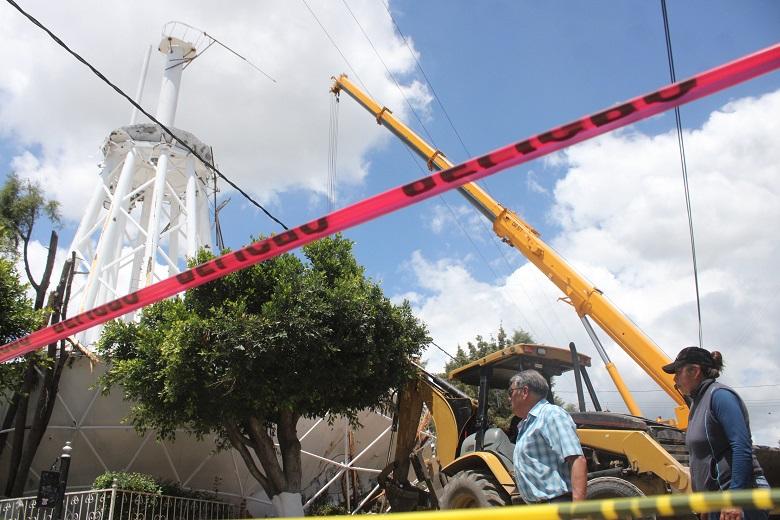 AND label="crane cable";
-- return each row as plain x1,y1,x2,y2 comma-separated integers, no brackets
328,93,339,212
661,0,703,347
